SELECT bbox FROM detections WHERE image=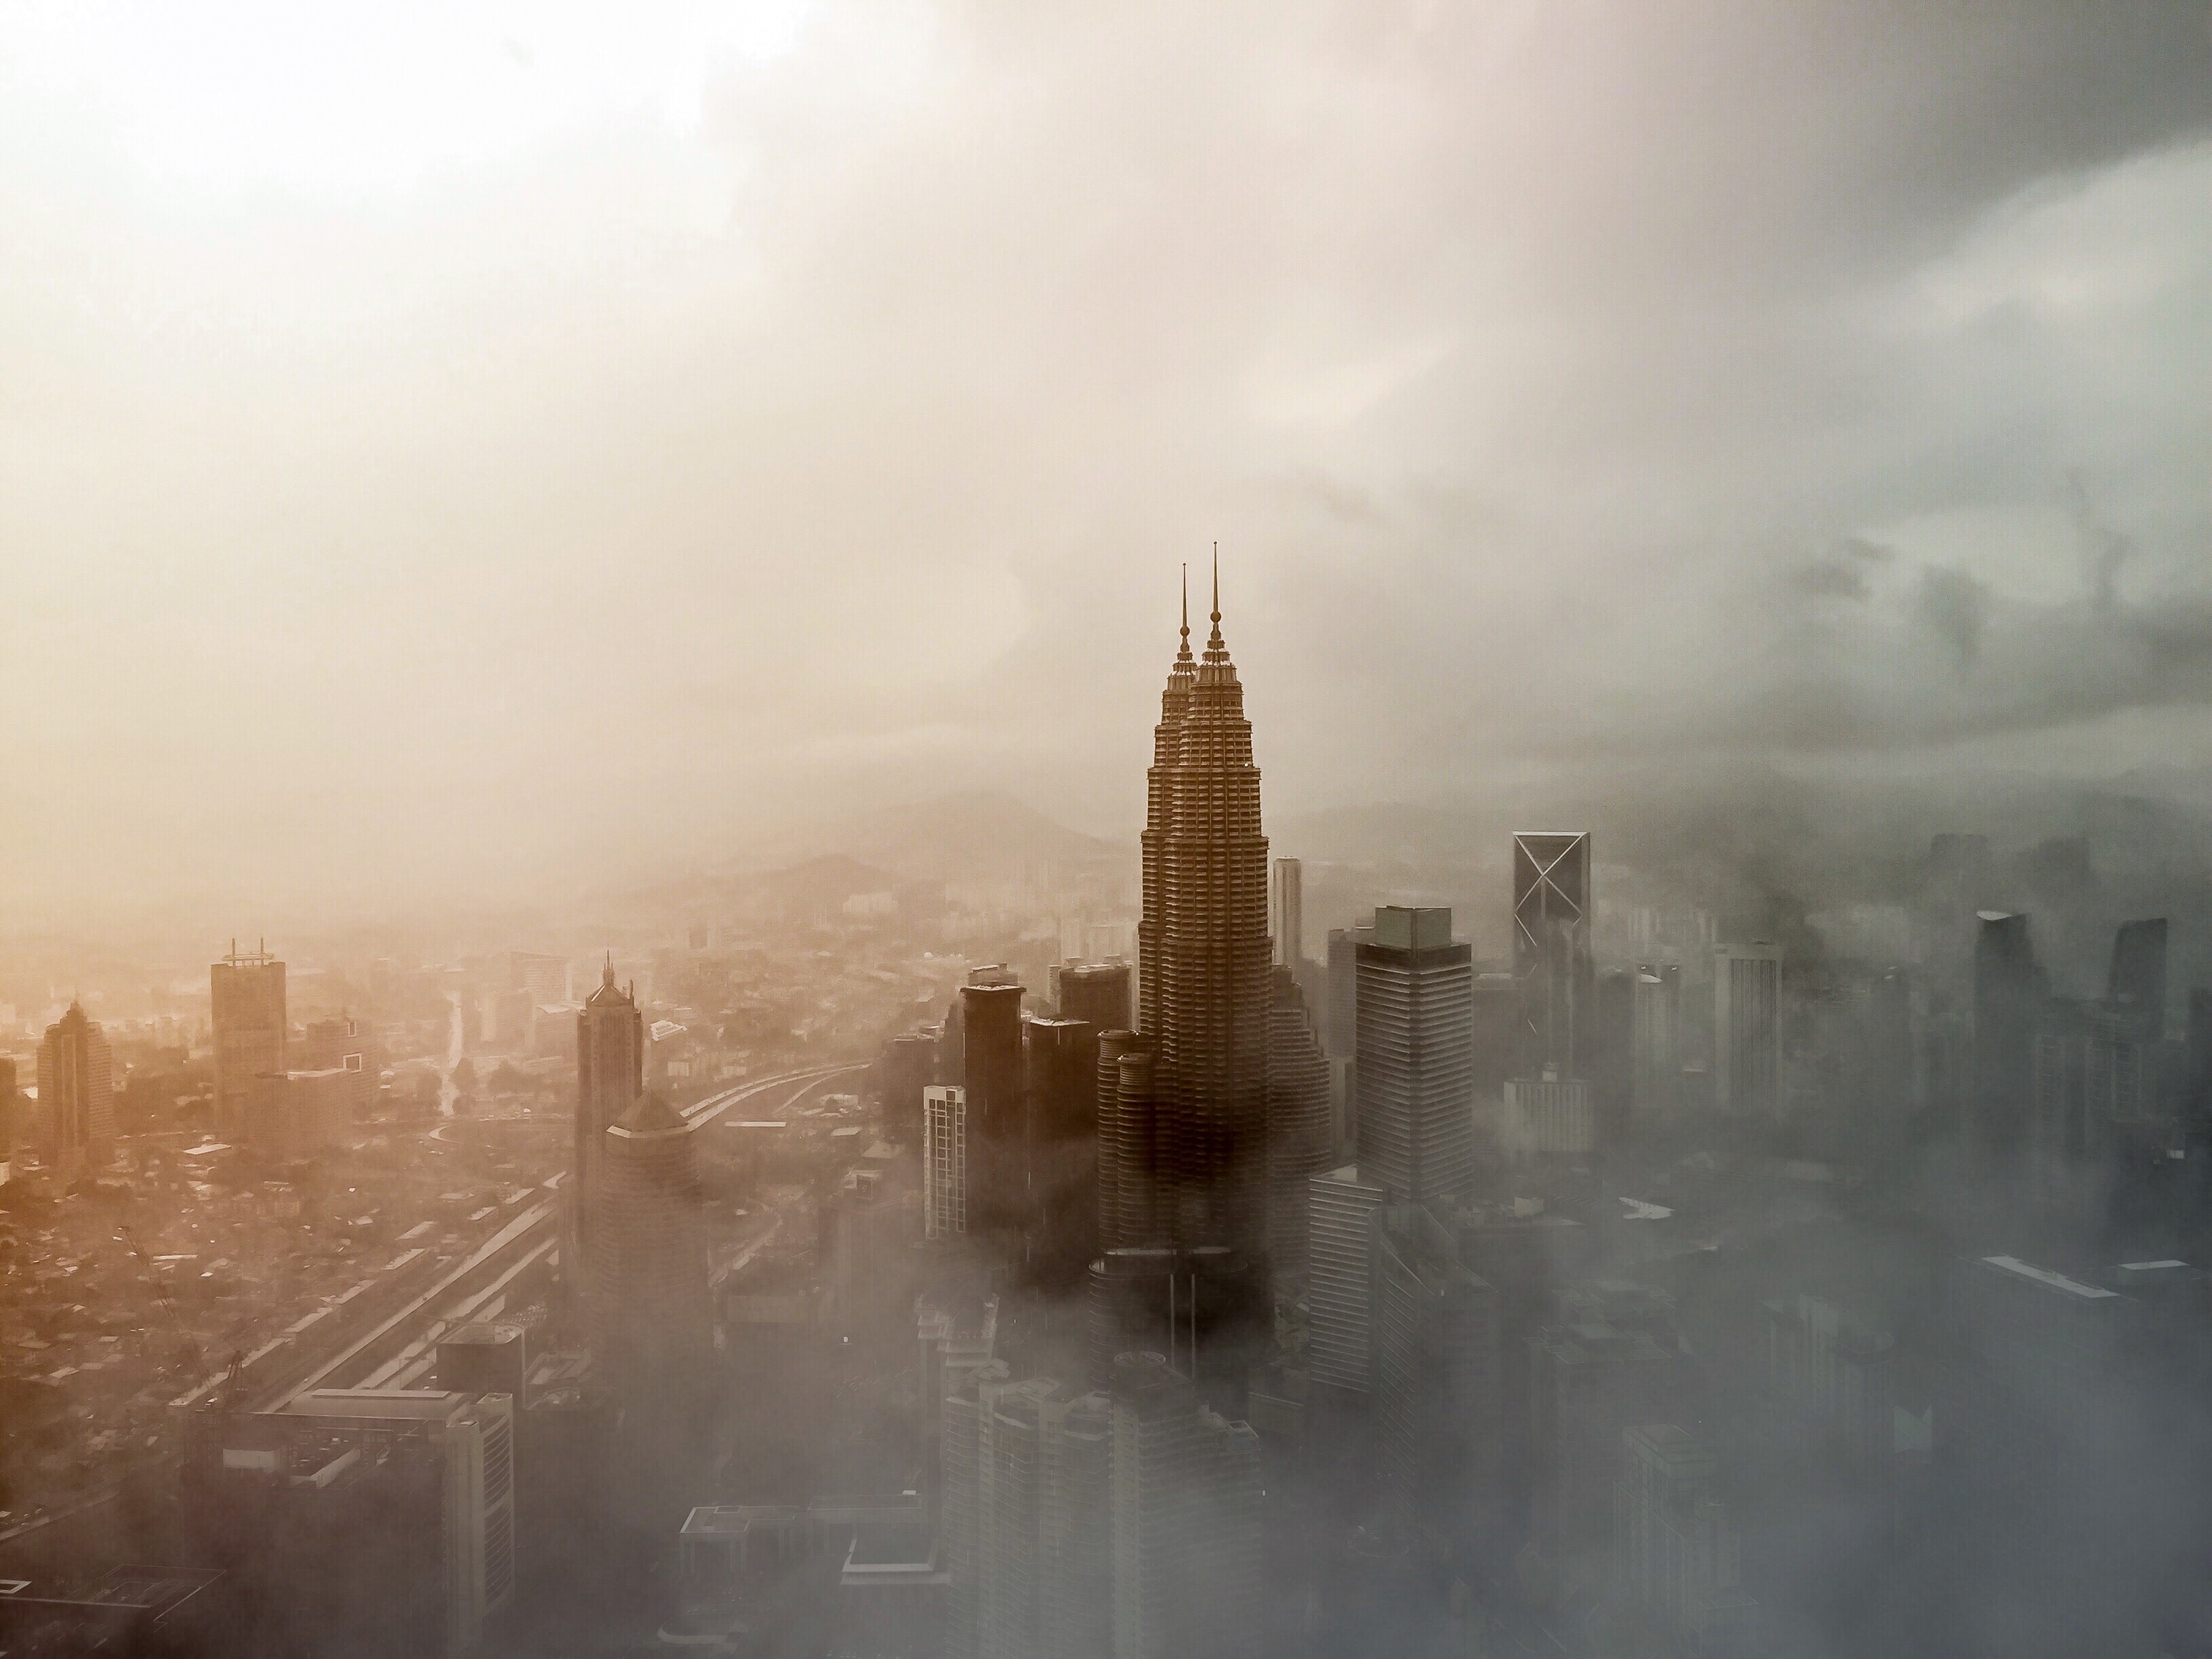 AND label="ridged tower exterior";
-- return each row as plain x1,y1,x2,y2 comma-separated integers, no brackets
1136,562,1271,1259
1265,965,1334,1275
